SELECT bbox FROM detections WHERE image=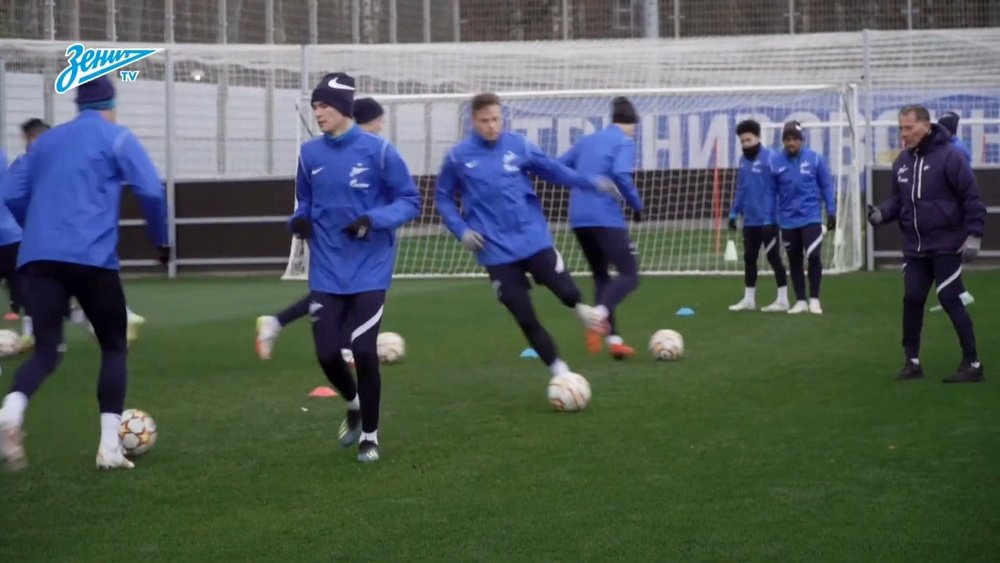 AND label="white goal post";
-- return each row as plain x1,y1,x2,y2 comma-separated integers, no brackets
283,83,863,280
